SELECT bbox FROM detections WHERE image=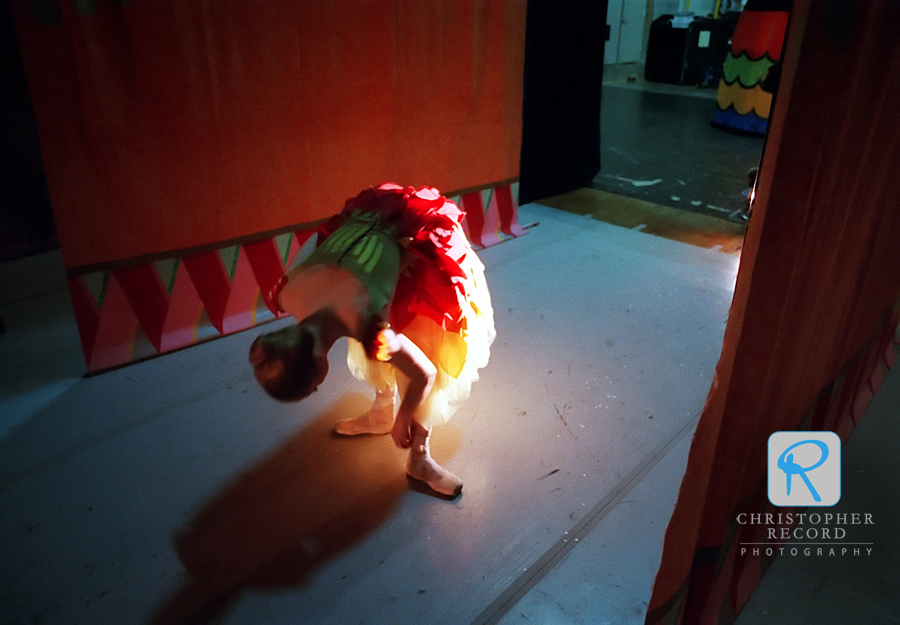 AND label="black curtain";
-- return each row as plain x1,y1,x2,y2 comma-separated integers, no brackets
518,0,607,205
0,0,55,261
